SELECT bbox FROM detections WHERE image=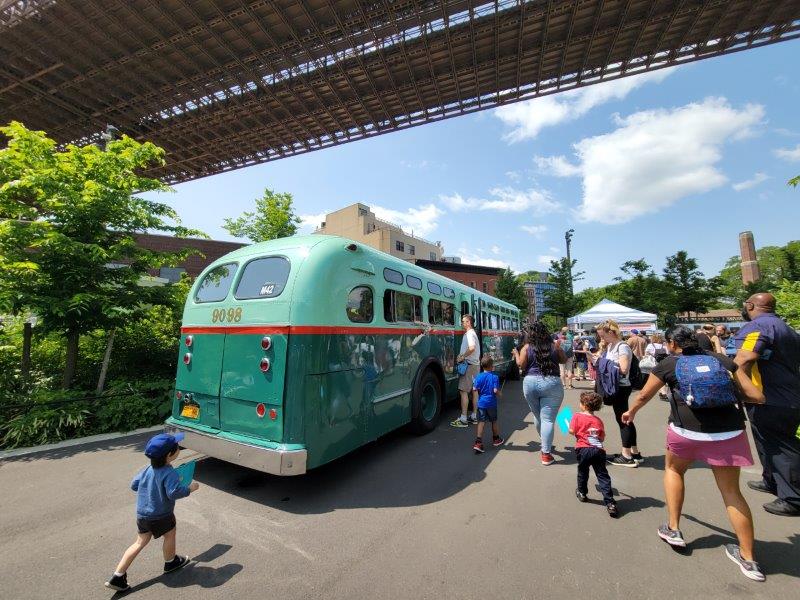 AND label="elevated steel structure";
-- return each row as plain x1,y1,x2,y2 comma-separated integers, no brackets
1,0,799,183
